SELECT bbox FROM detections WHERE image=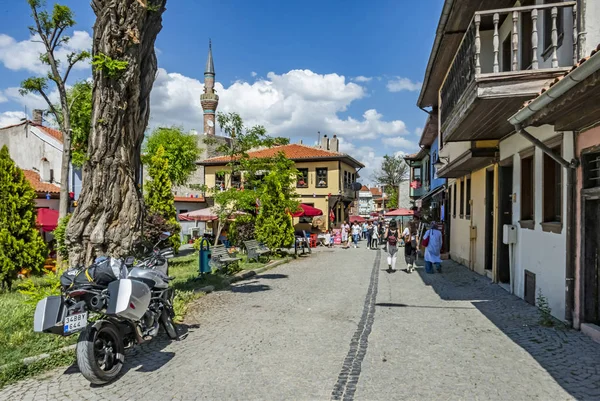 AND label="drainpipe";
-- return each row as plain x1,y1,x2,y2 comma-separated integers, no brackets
517,126,578,325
